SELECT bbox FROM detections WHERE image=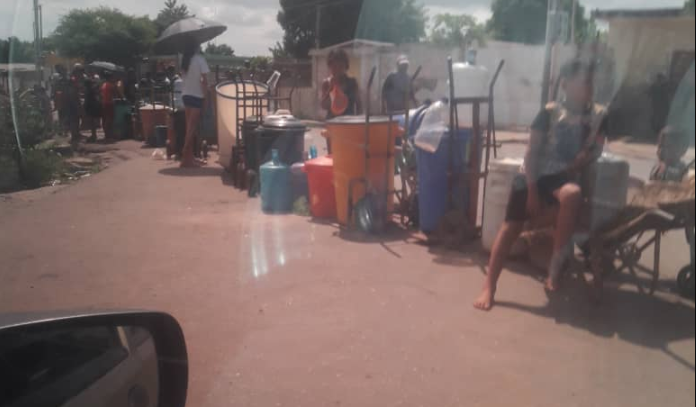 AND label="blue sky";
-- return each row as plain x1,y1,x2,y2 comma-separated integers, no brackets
0,0,688,56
